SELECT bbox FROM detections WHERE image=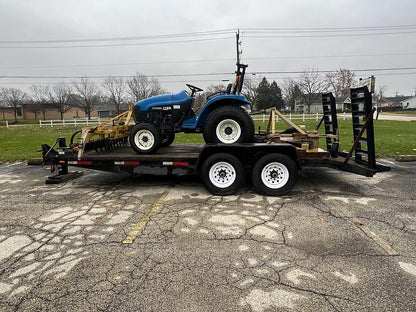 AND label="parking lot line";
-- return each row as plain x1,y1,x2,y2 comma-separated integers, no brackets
356,223,399,256
122,185,173,244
